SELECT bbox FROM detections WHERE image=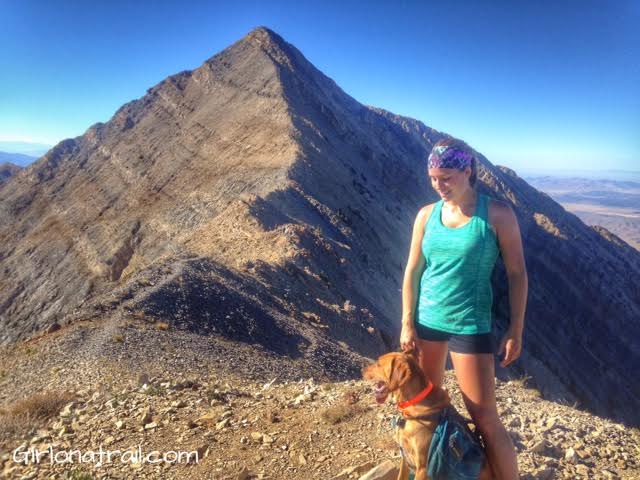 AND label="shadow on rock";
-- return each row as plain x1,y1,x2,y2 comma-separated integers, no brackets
139,258,309,359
